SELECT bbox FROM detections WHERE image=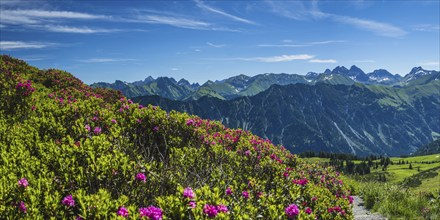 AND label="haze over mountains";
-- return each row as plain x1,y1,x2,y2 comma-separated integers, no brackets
91,65,434,100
